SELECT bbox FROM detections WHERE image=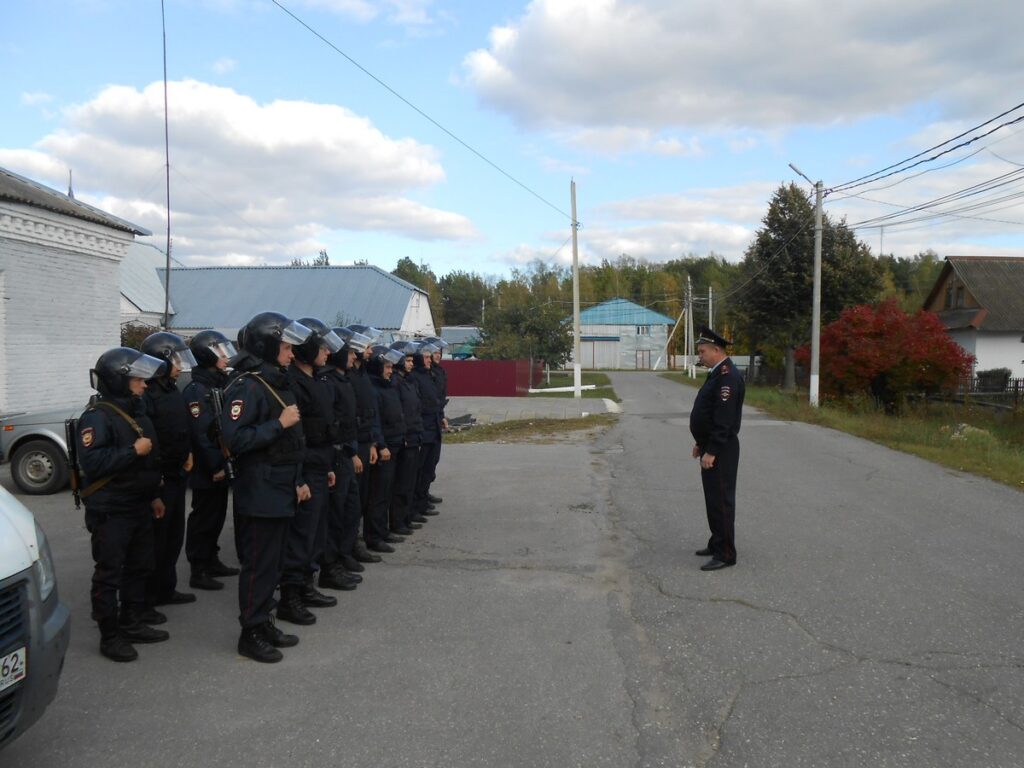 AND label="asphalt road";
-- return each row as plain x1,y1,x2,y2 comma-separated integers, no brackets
3,372,1022,767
